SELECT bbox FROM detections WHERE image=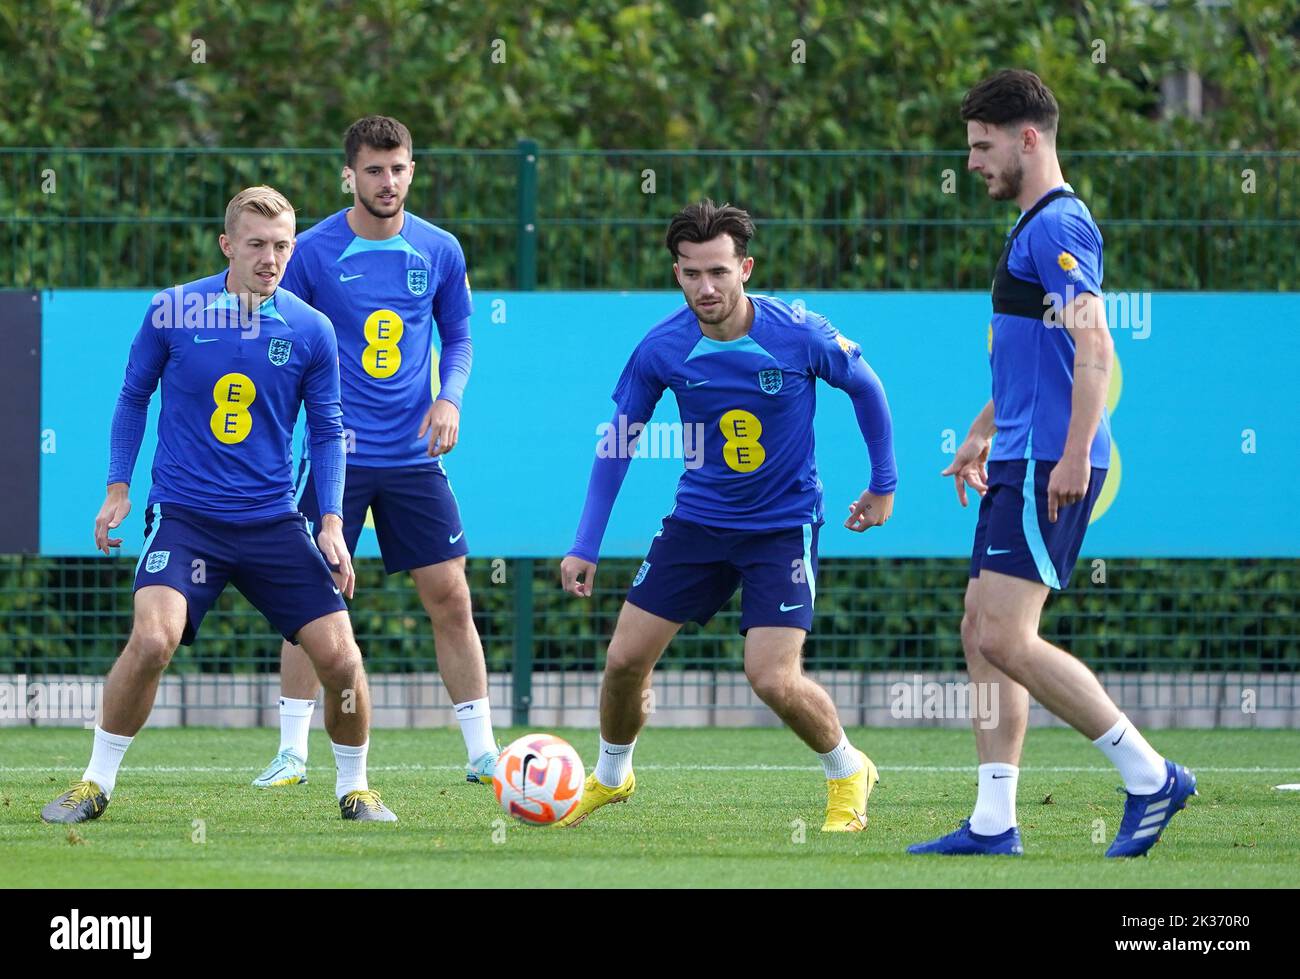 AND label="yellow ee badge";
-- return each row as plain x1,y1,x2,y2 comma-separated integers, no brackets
836,333,858,356
1057,251,1078,272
